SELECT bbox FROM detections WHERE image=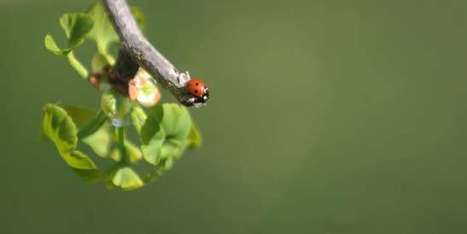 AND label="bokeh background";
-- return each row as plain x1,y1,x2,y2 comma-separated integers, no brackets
1,0,467,233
